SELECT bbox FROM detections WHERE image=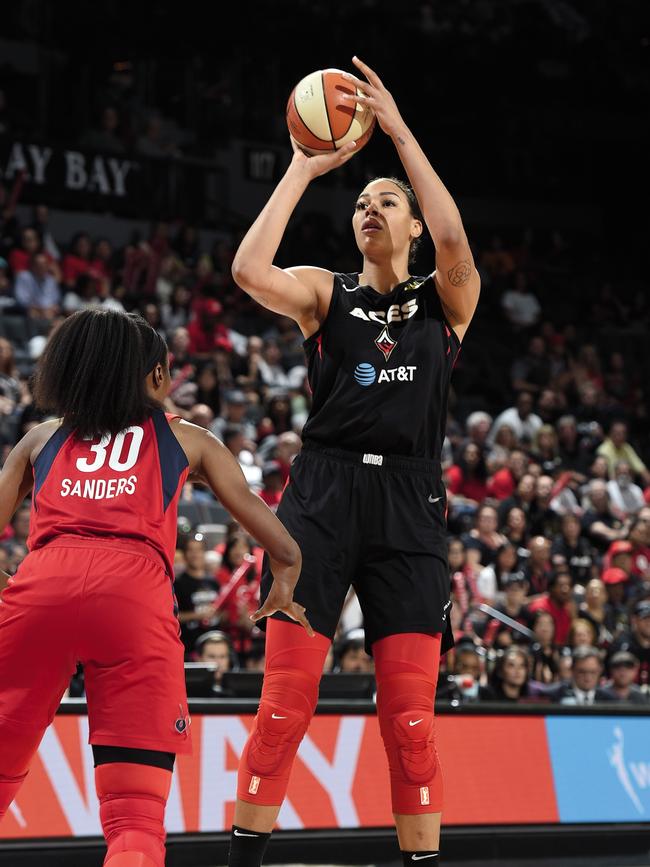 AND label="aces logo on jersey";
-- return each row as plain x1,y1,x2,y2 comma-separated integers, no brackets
375,326,397,361
349,298,418,362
